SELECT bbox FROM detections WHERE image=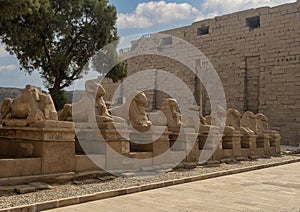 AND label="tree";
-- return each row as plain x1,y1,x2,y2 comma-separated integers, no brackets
0,0,42,22
0,0,127,109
